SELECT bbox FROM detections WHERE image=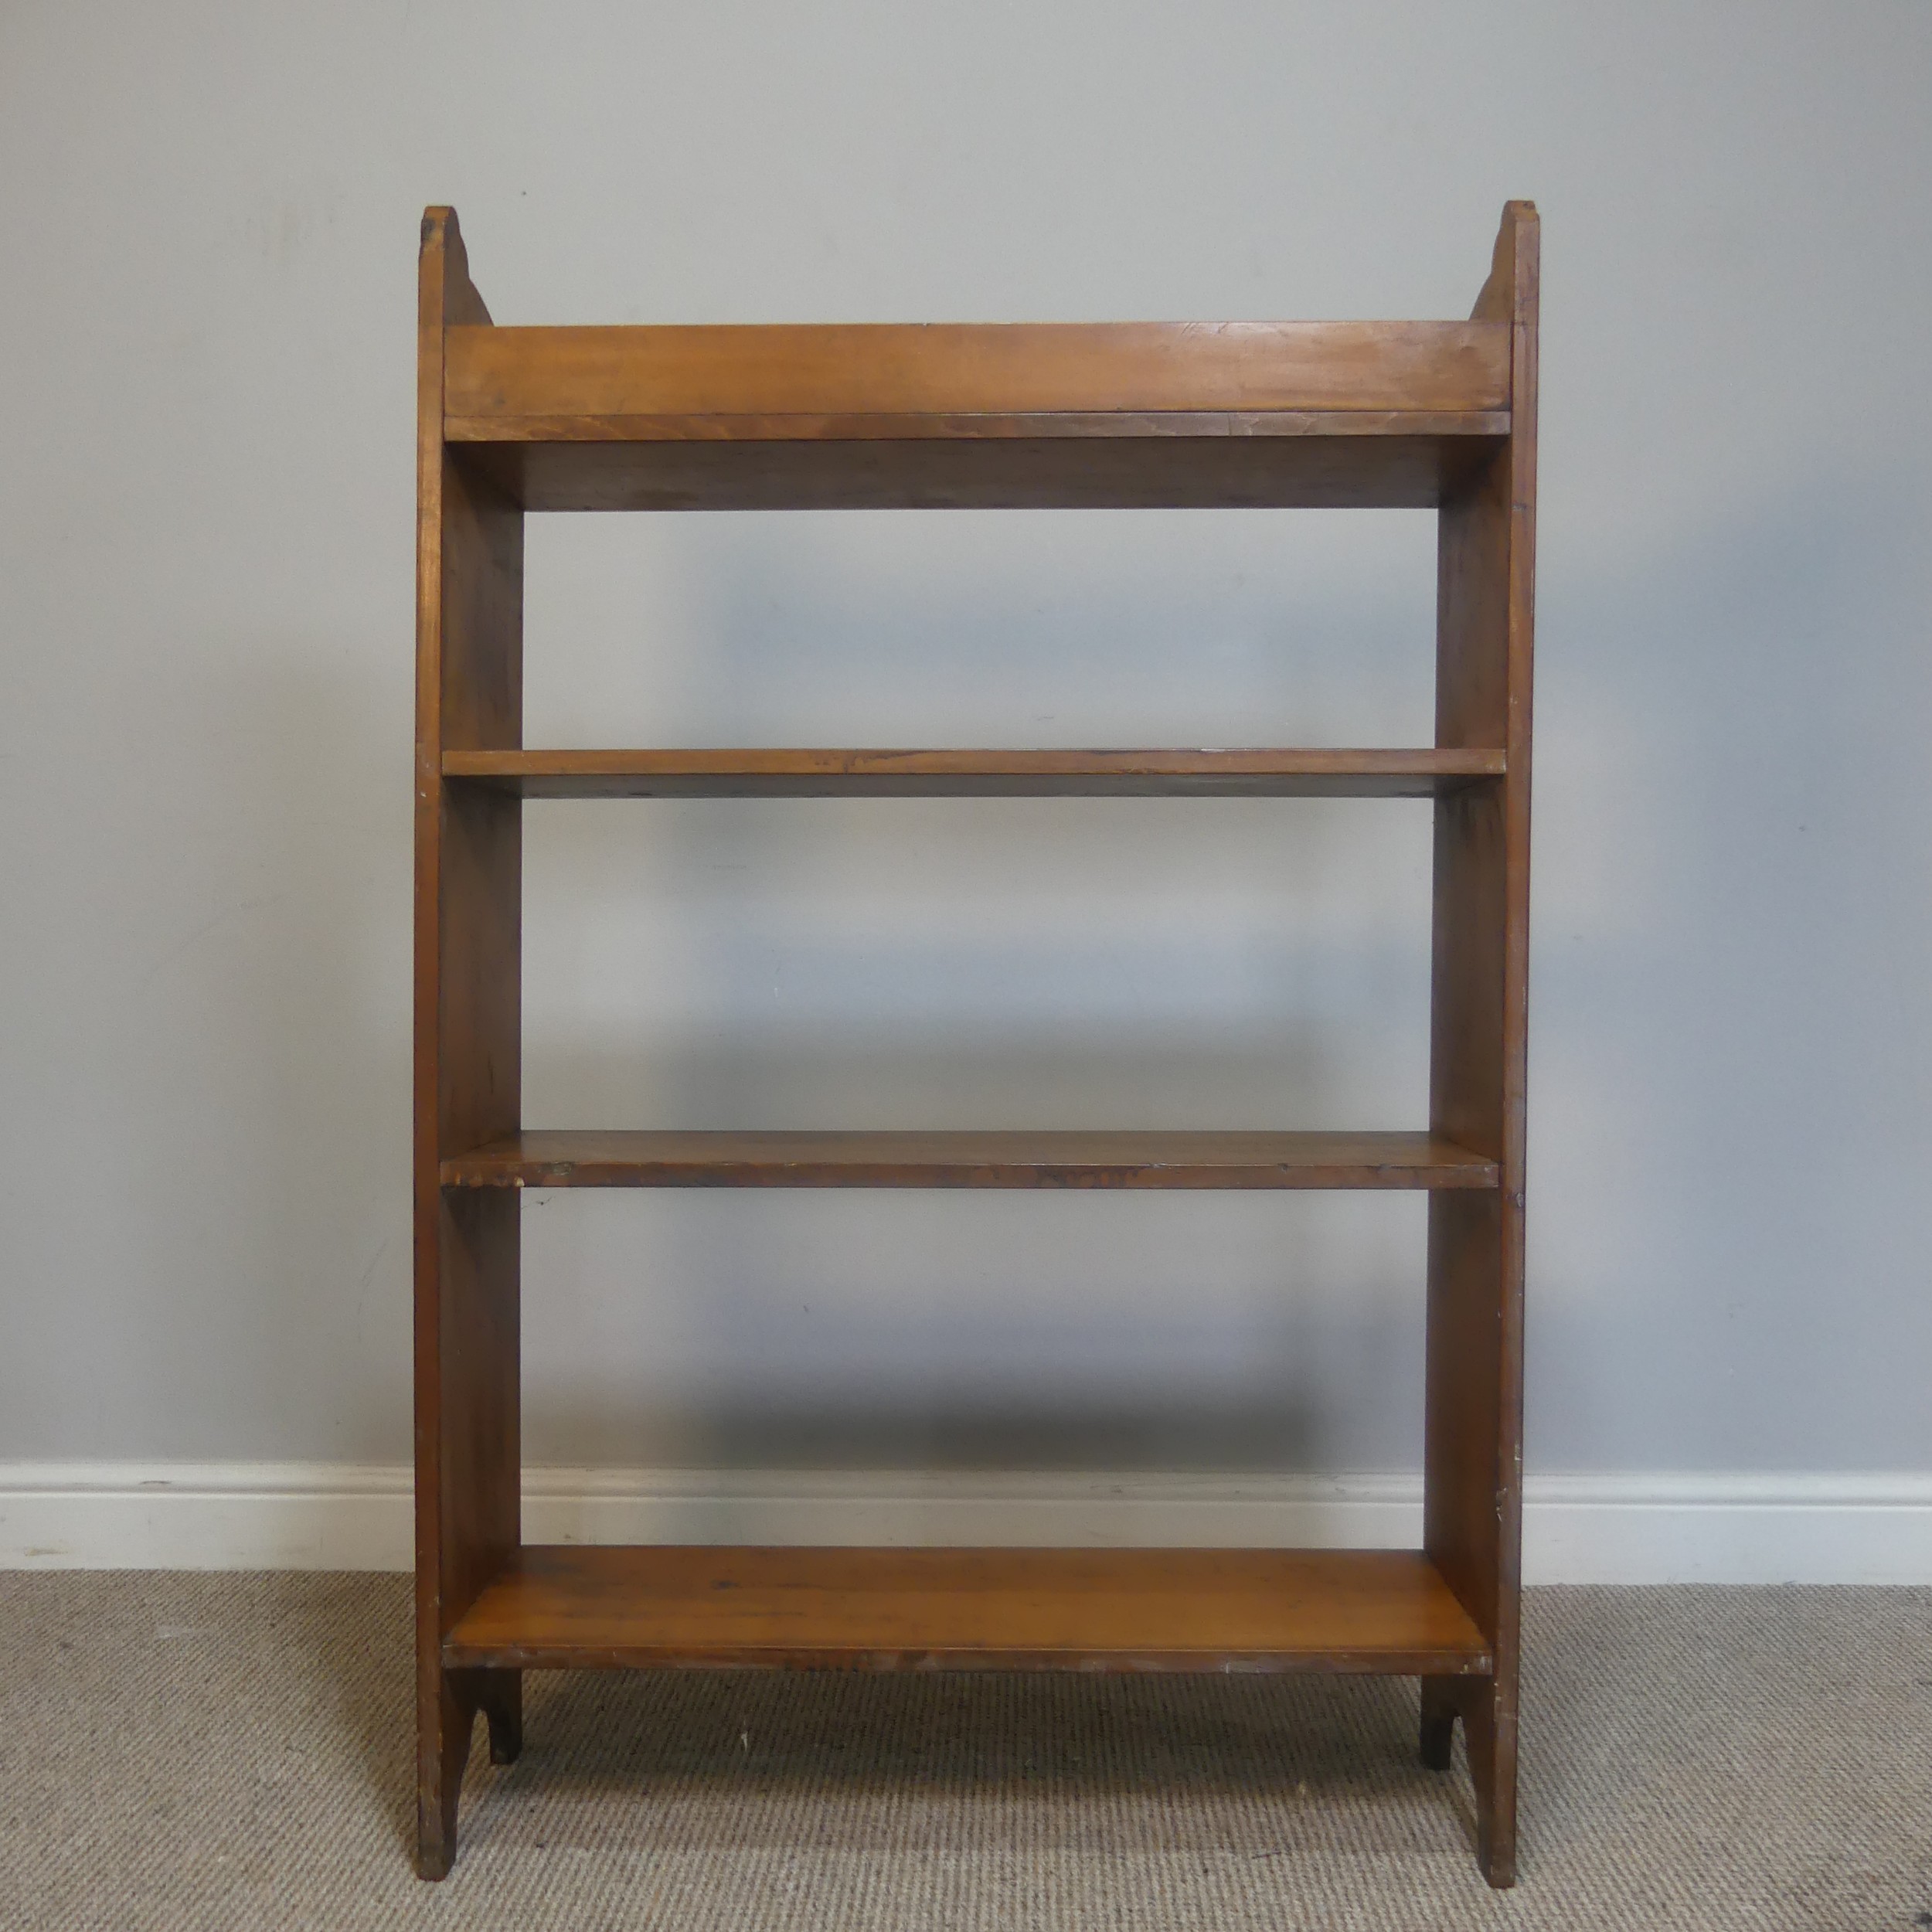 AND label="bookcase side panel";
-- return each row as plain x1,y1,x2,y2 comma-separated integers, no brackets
413,208,525,1879
1423,201,1536,1889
